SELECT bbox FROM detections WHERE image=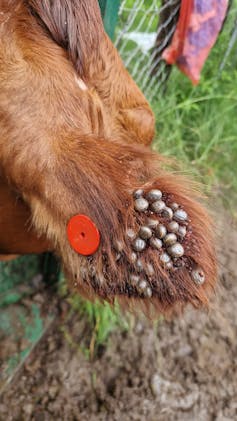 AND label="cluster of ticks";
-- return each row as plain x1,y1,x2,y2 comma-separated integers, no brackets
123,188,205,299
